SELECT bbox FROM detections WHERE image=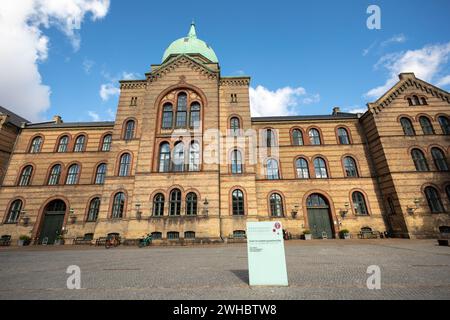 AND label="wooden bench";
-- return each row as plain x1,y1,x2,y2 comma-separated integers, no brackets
73,237,93,245
357,230,381,239
95,237,107,246
0,235,11,246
